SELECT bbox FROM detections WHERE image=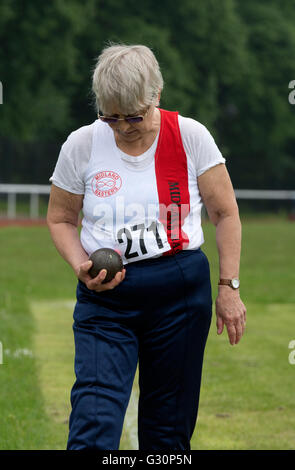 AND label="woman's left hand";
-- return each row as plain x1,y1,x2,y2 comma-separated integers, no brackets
215,288,247,345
